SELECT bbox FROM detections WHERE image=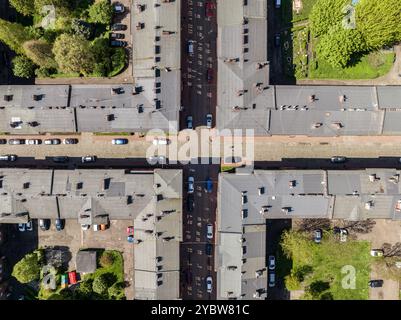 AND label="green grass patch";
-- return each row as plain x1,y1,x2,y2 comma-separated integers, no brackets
221,166,236,172
281,230,371,300
309,51,395,80
85,250,124,283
